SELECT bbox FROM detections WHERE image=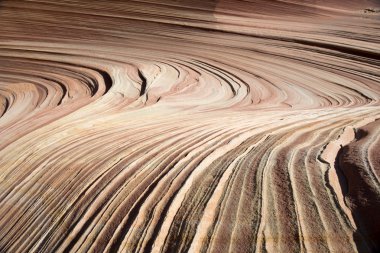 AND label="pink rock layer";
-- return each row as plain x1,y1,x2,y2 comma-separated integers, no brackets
0,1,379,252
